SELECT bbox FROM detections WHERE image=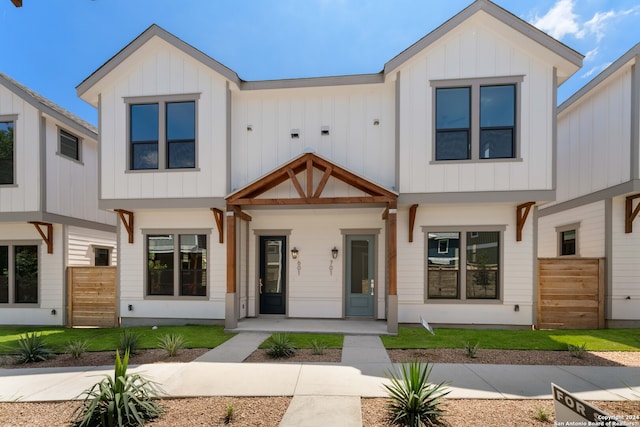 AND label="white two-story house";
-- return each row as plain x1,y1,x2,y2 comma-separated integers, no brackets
0,73,117,326
538,43,640,328
77,0,581,332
